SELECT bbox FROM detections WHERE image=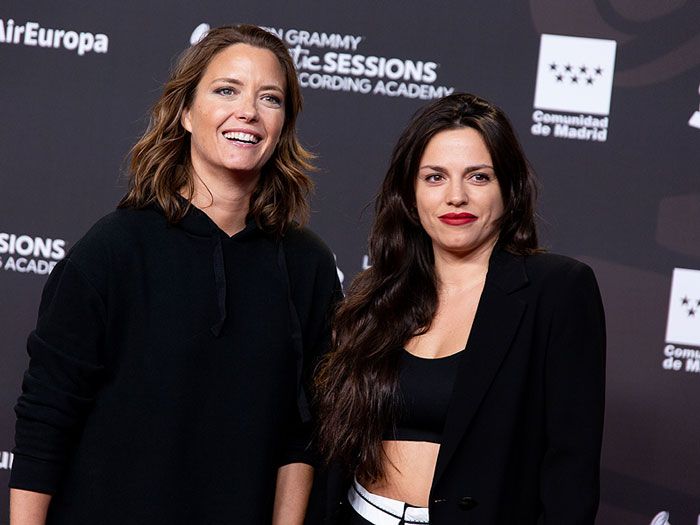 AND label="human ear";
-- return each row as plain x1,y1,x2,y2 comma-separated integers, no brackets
181,107,192,133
